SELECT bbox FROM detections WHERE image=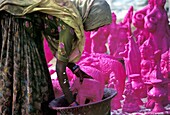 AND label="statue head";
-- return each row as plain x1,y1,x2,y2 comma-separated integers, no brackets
154,0,166,7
